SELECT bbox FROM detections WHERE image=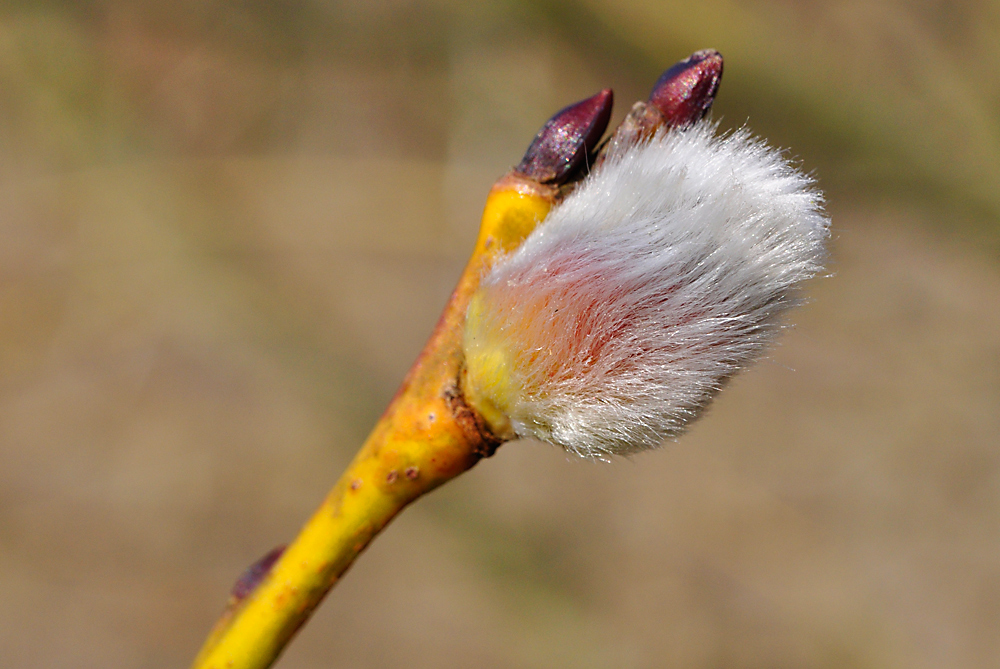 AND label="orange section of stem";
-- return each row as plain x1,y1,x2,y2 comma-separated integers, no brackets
191,174,555,669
